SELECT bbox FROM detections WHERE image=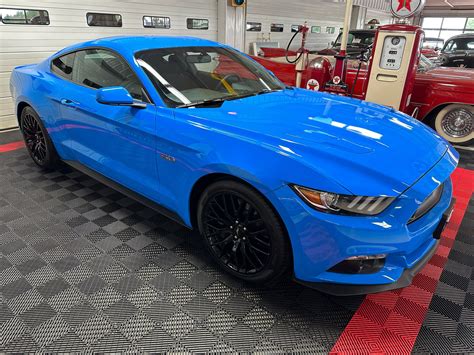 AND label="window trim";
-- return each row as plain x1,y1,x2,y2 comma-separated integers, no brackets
51,52,76,80
86,12,122,27
0,7,50,25
143,15,171,29
422,17,474,40
186,18,209,30
270,23,284,32
49,46,153,105
246,21,262,32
